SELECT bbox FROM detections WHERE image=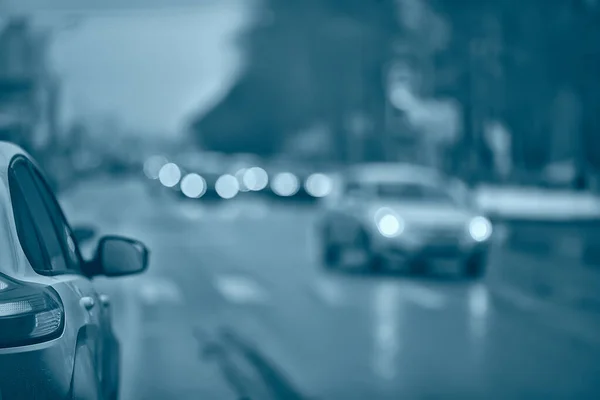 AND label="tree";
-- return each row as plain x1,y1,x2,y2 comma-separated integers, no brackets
431,0,600,183
190,0,398,160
